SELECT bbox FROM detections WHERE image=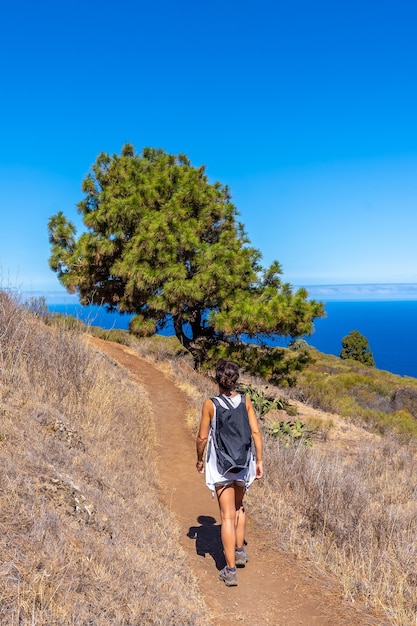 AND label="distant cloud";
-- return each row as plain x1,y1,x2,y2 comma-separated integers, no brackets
22,290,79,304
302,283,417,301
19,283,417,305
